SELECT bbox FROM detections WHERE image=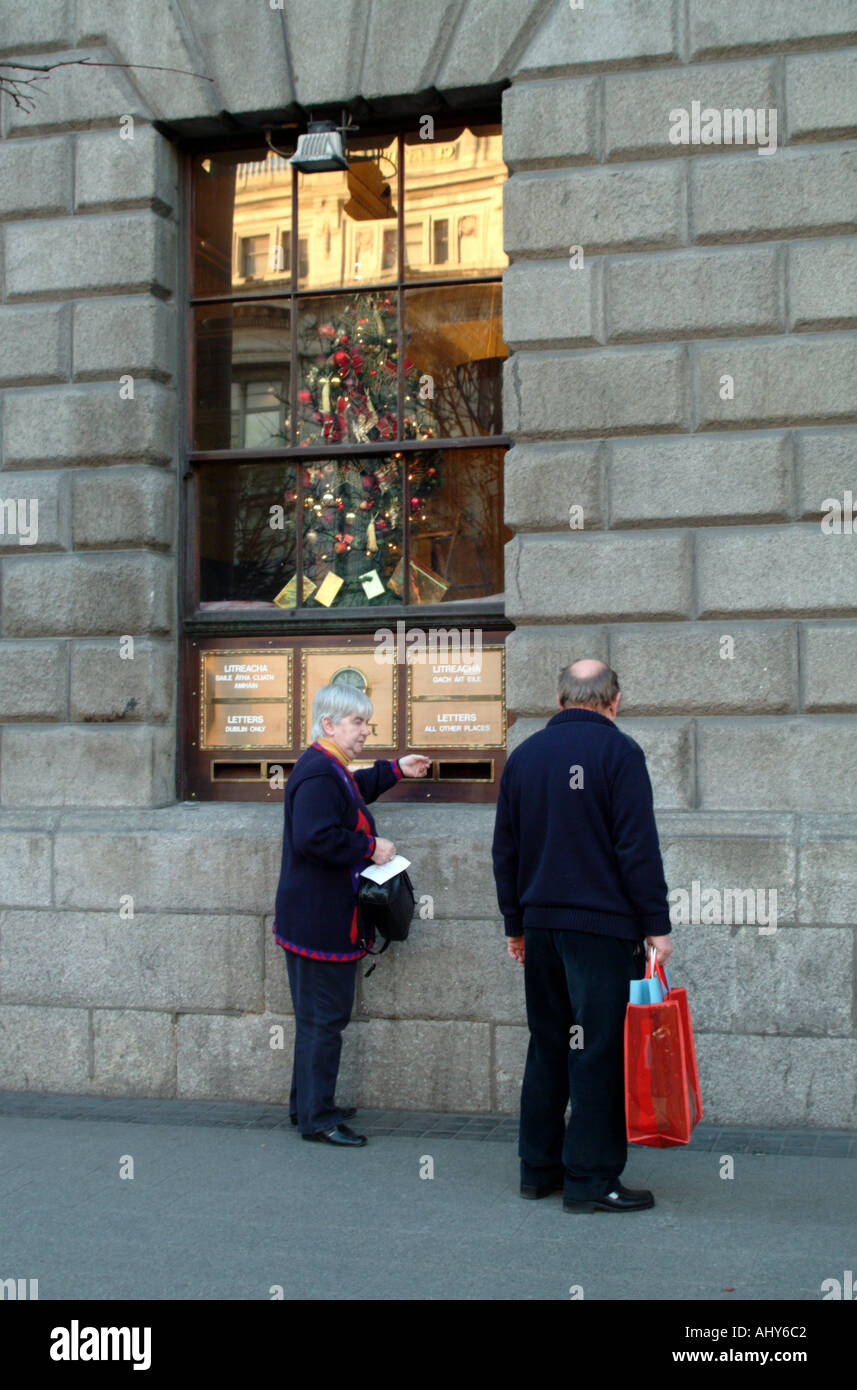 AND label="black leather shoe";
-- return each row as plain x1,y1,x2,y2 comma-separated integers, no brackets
563,1181,654,1213
302,1123,367,1147
520,1177,564,1200
291,1106,356,1127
